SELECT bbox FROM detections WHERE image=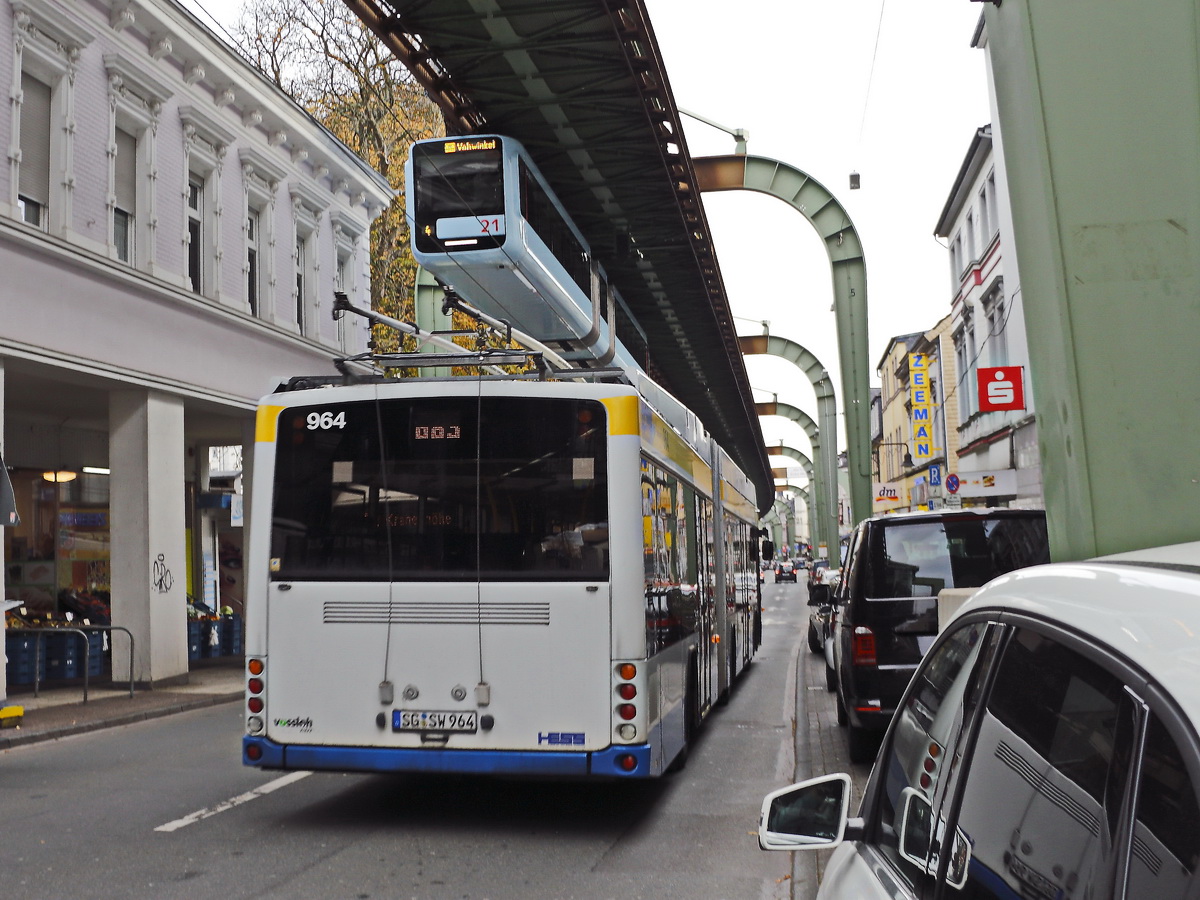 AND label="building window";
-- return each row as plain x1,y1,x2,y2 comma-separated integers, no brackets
965,212,976,264
295,235,308,333
978,181,991,249
113,128,137,264
984,290,1008,367
335,253,349,351
955,313,978,420
18,72,52,230
187,178,204,293
247,210,260,317
985,171,997,241
950,234,962,284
